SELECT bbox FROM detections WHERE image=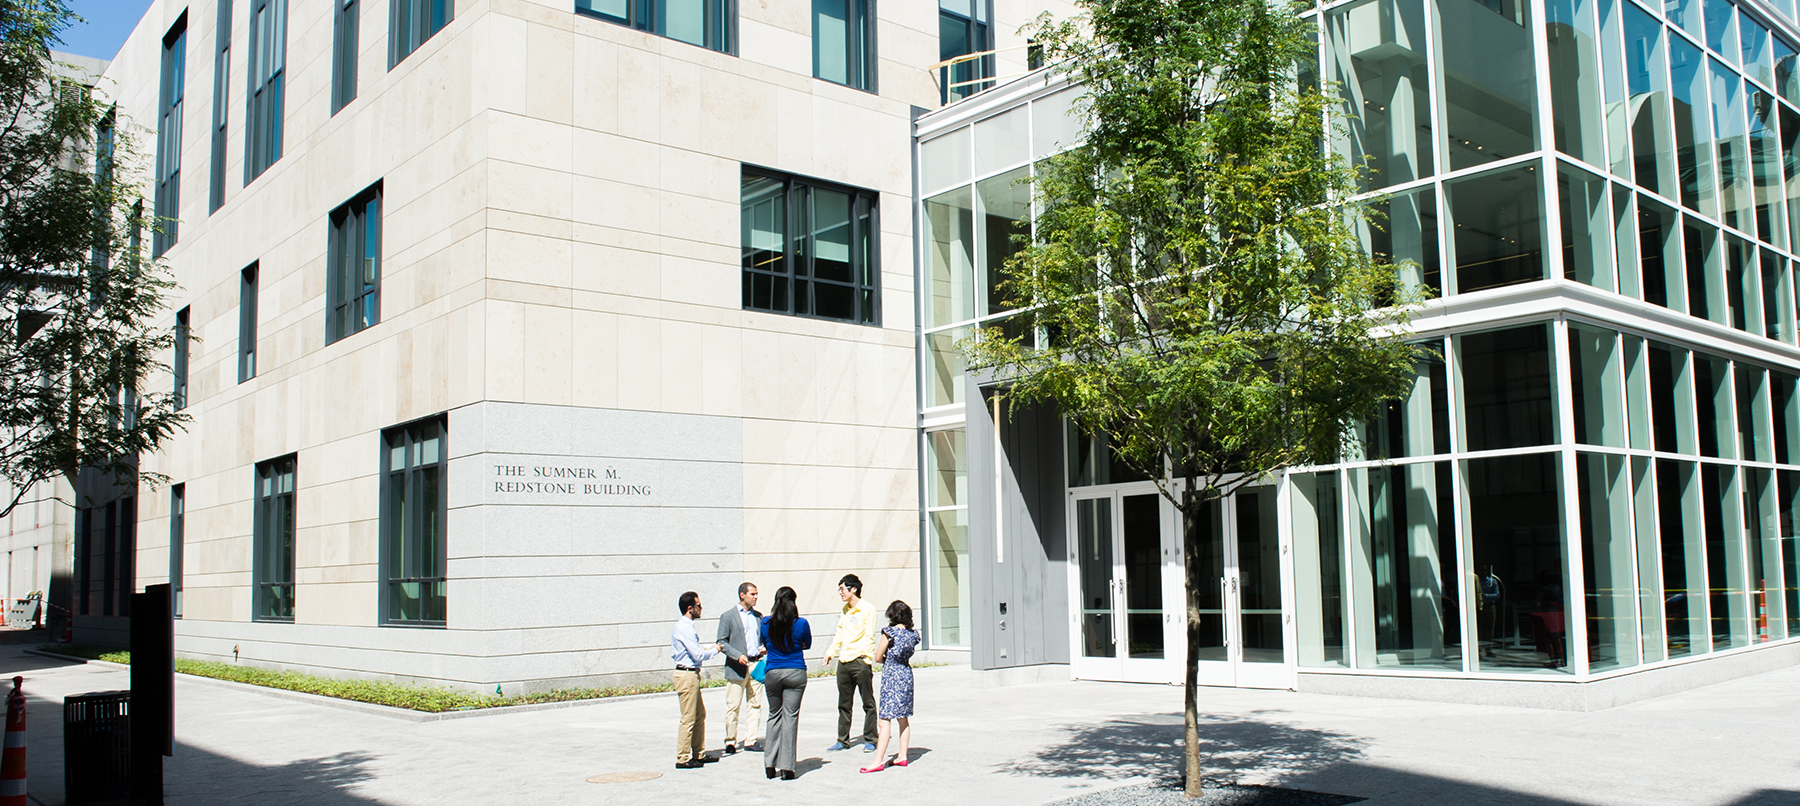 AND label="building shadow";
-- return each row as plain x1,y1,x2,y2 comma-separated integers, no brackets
999,714,1366,783
22,685,383,806
165,747,380,806
1723,791,1800,806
